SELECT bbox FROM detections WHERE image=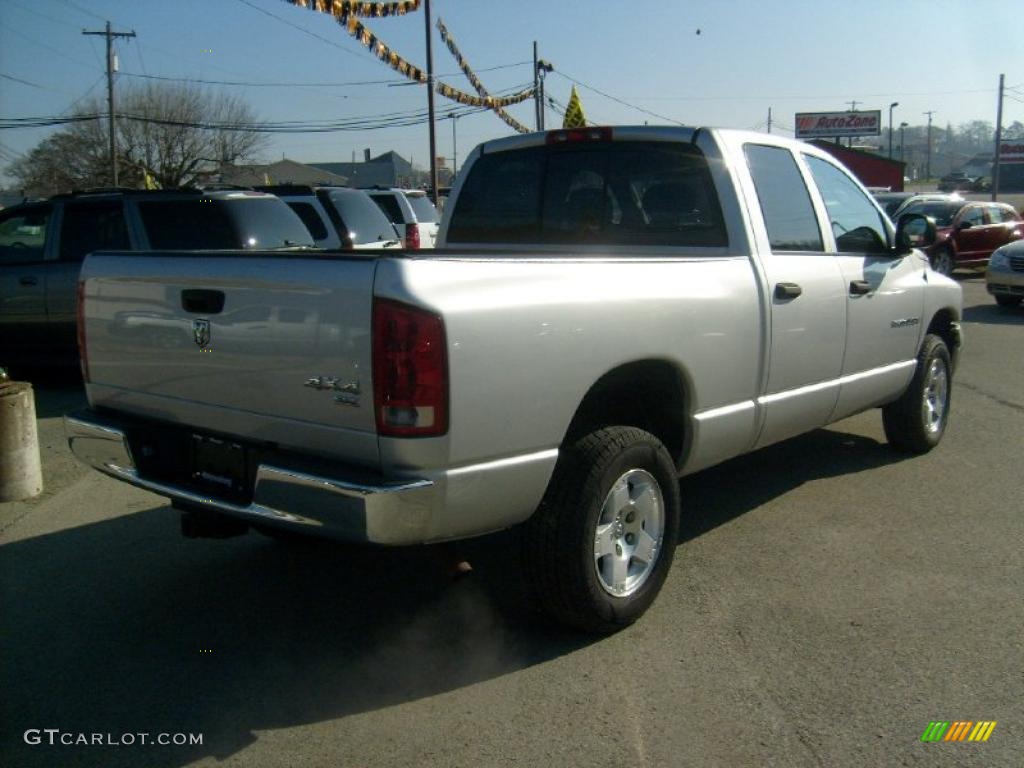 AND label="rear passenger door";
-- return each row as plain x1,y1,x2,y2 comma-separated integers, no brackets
951,204,989,261
0,204,54,357
742,143,847,449
801,153,924,421
47,200,131,351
